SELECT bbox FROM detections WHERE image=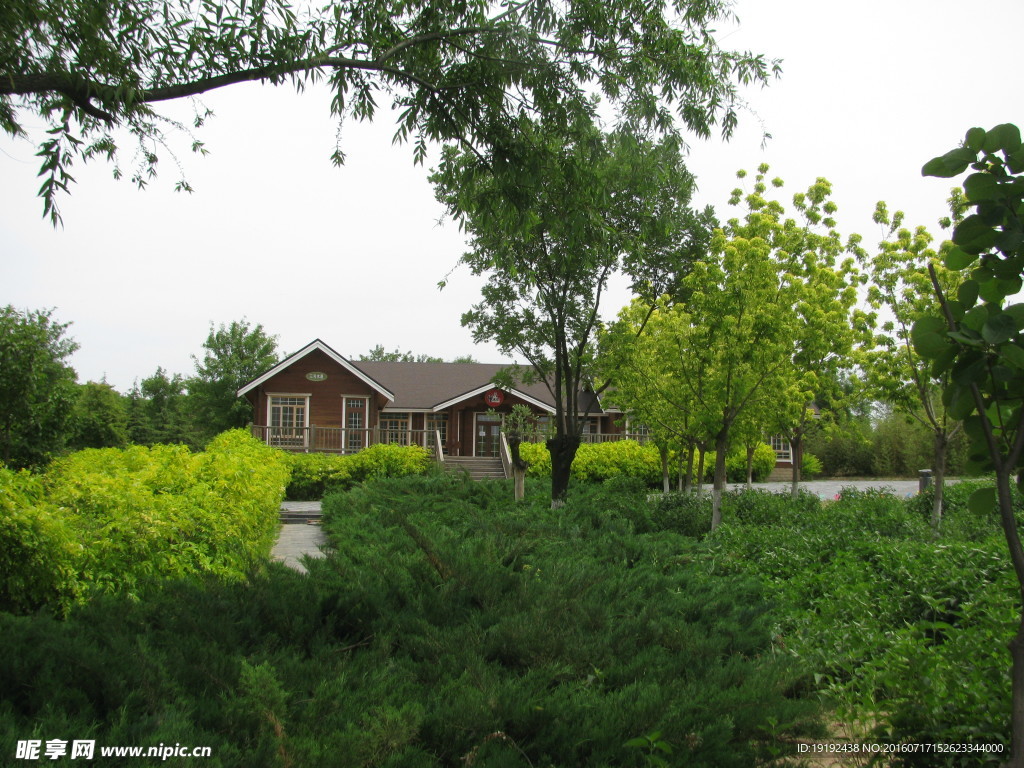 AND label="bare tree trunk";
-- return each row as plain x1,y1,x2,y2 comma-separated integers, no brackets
659,443,670,494
996,468,1024,768
932,431,947,532
695,447,706,495
790,434,803,500
711,431,728,530
684,444,695,493
1010,616,1024,768
508,437,528,501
